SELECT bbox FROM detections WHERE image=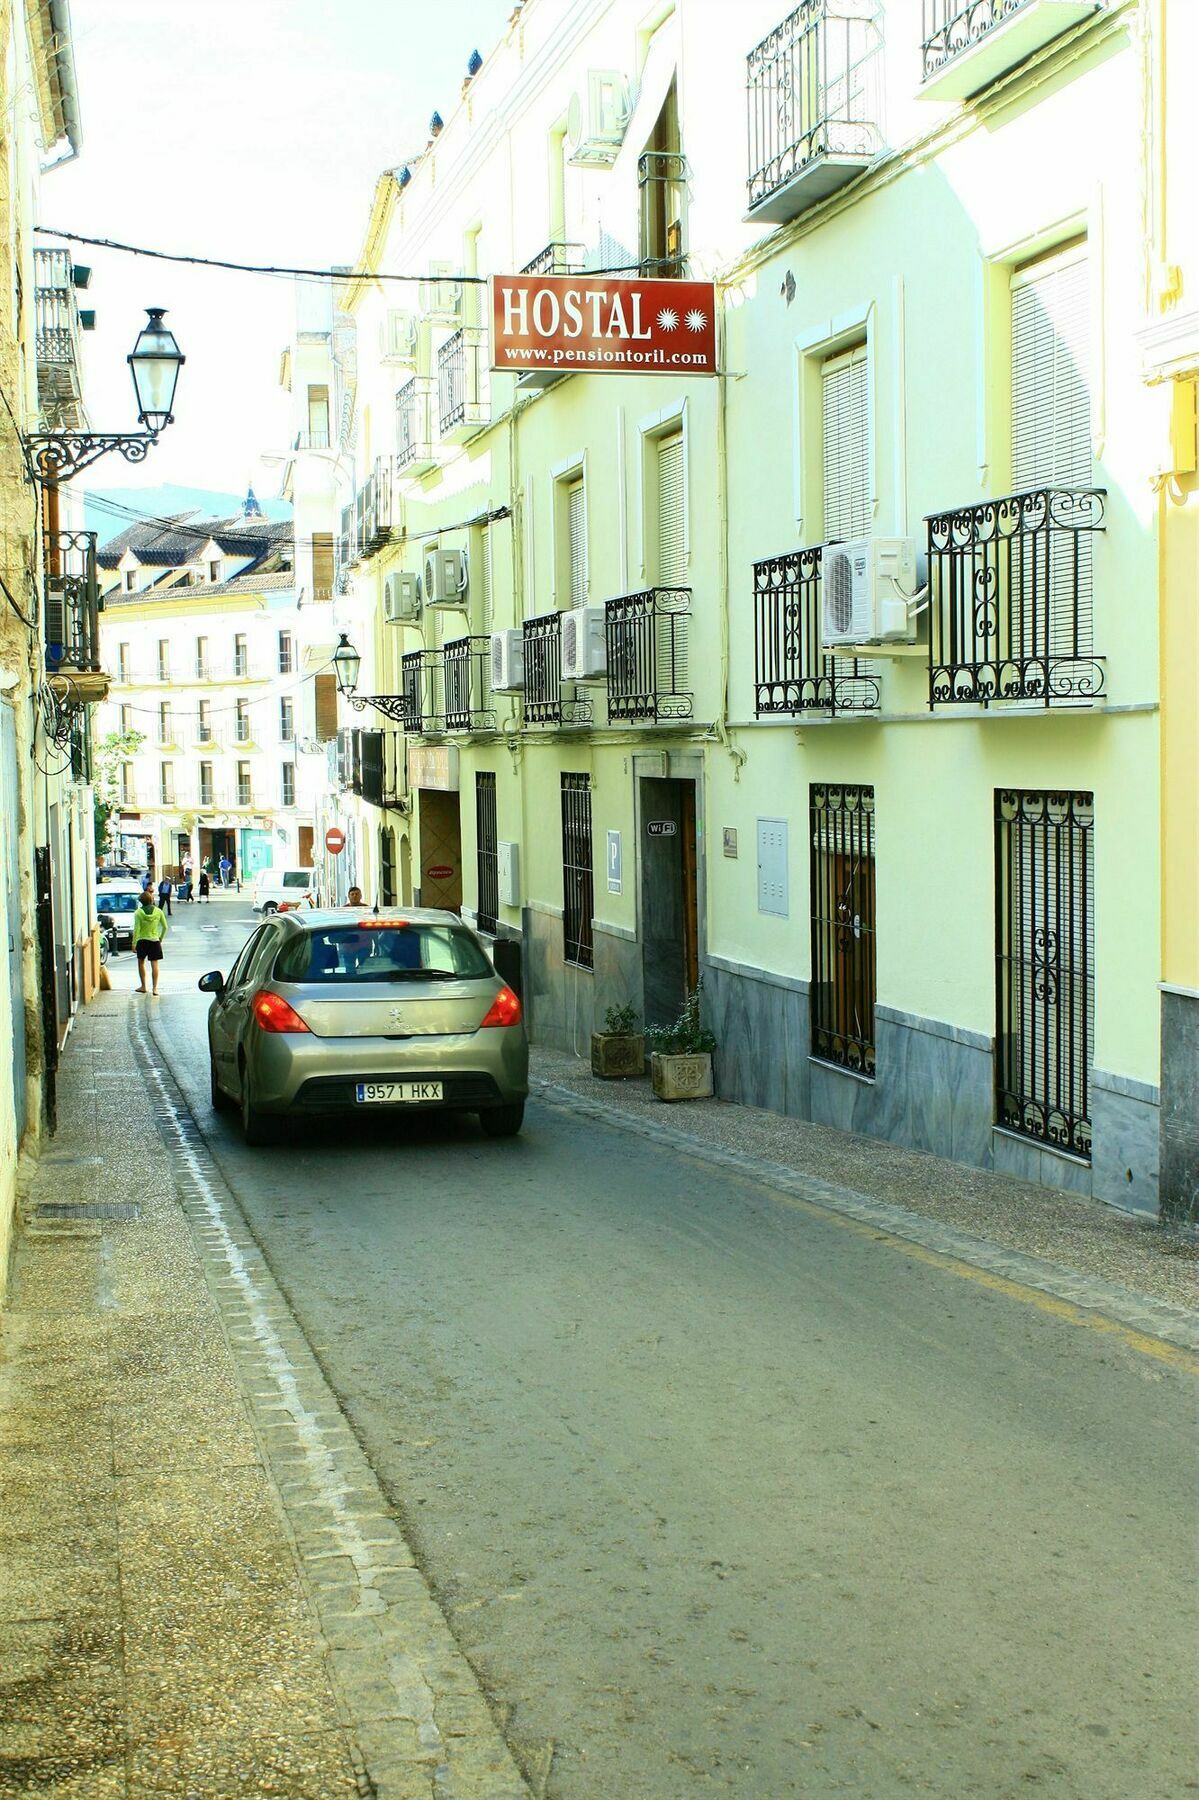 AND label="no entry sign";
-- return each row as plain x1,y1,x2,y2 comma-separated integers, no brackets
490,273,717,377
325,827,346,855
